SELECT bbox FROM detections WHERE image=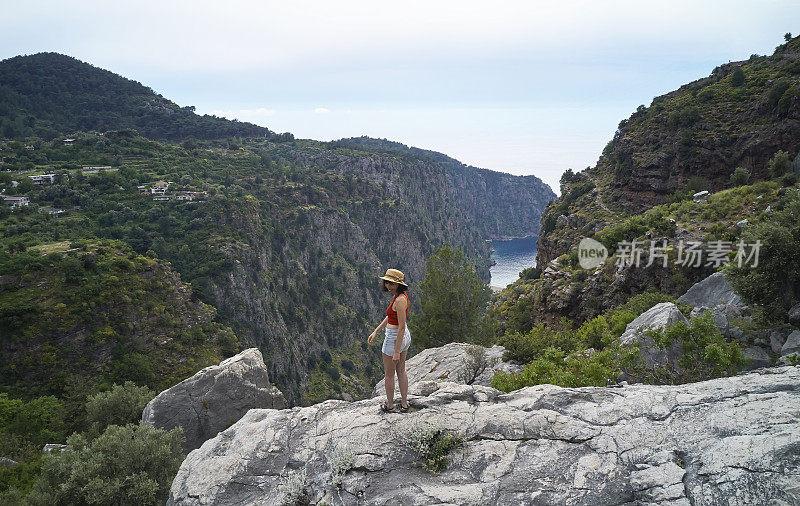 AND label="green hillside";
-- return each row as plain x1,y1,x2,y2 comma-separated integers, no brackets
0,53,289,141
